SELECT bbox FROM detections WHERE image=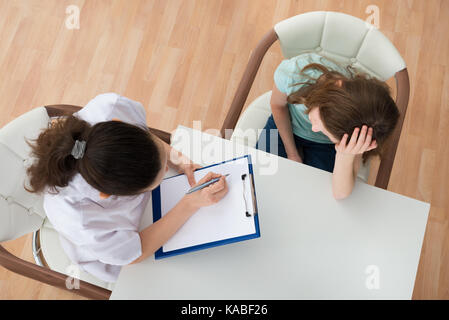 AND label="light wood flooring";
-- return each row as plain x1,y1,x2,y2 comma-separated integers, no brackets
0,0,448,299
